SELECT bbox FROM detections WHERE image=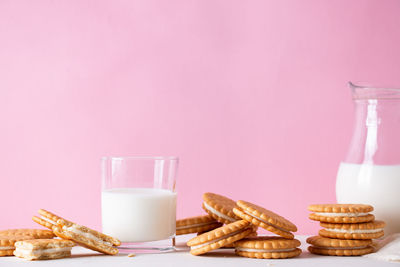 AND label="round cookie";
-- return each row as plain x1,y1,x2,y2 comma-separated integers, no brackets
187,220,253,255
202,193,241,224
235,236,302,259
319,220,385,240
0,229,55,239
0,236,31,256
196,231,257,249
176,215,222,235
306,236,373,256
233,200,297,239
223,230,258,248
308,204,374,223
